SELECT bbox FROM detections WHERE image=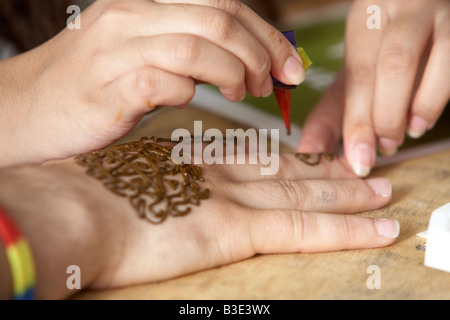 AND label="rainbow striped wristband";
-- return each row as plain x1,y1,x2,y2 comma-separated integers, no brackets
0,206,36,300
